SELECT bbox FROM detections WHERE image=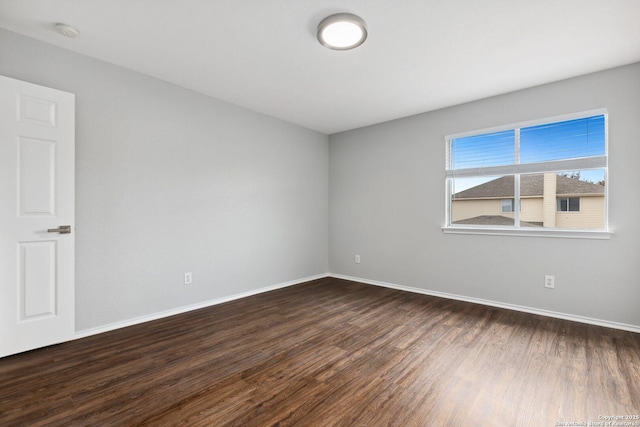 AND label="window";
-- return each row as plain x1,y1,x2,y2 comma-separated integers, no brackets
501,199,514,213
557,197,580,212
445,110,608,237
